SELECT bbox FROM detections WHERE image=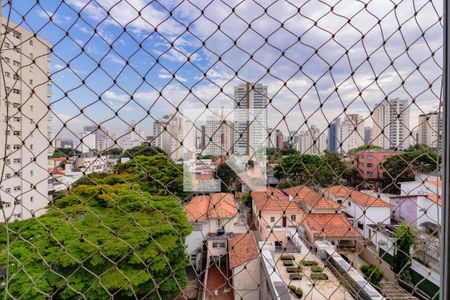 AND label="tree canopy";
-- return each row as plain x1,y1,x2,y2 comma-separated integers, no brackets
274,151,349,187
348,145,382,156
381,146,440,193
51,148,81,158
0,183,191,299
121,146,165,158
